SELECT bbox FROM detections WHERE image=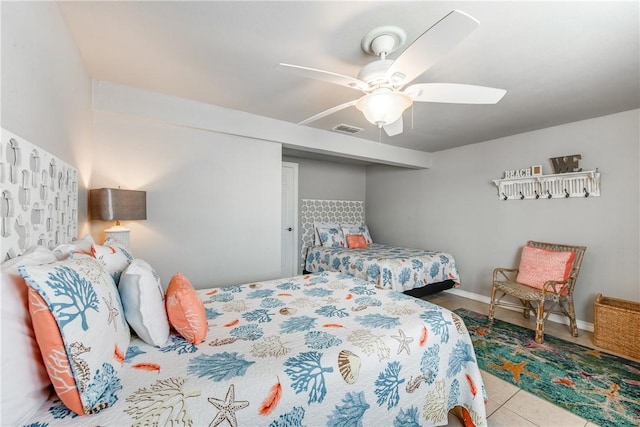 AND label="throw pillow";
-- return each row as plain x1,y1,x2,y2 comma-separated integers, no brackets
313,221,339,246
166,272,207,344
89,239,133,284
342,224,373,244
20,255,130,415
516,245,576,292
317,226,345,248
53,234,95,260
346,234,368,249
119,259,170,346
